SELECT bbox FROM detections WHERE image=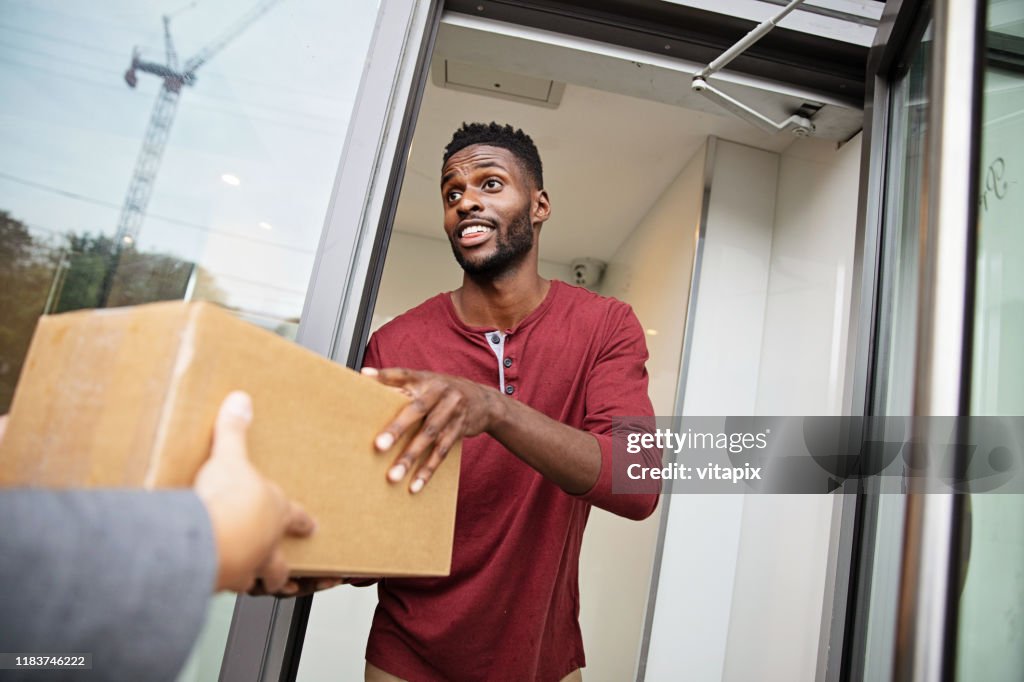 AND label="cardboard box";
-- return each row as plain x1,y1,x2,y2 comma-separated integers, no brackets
0,302,461,577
